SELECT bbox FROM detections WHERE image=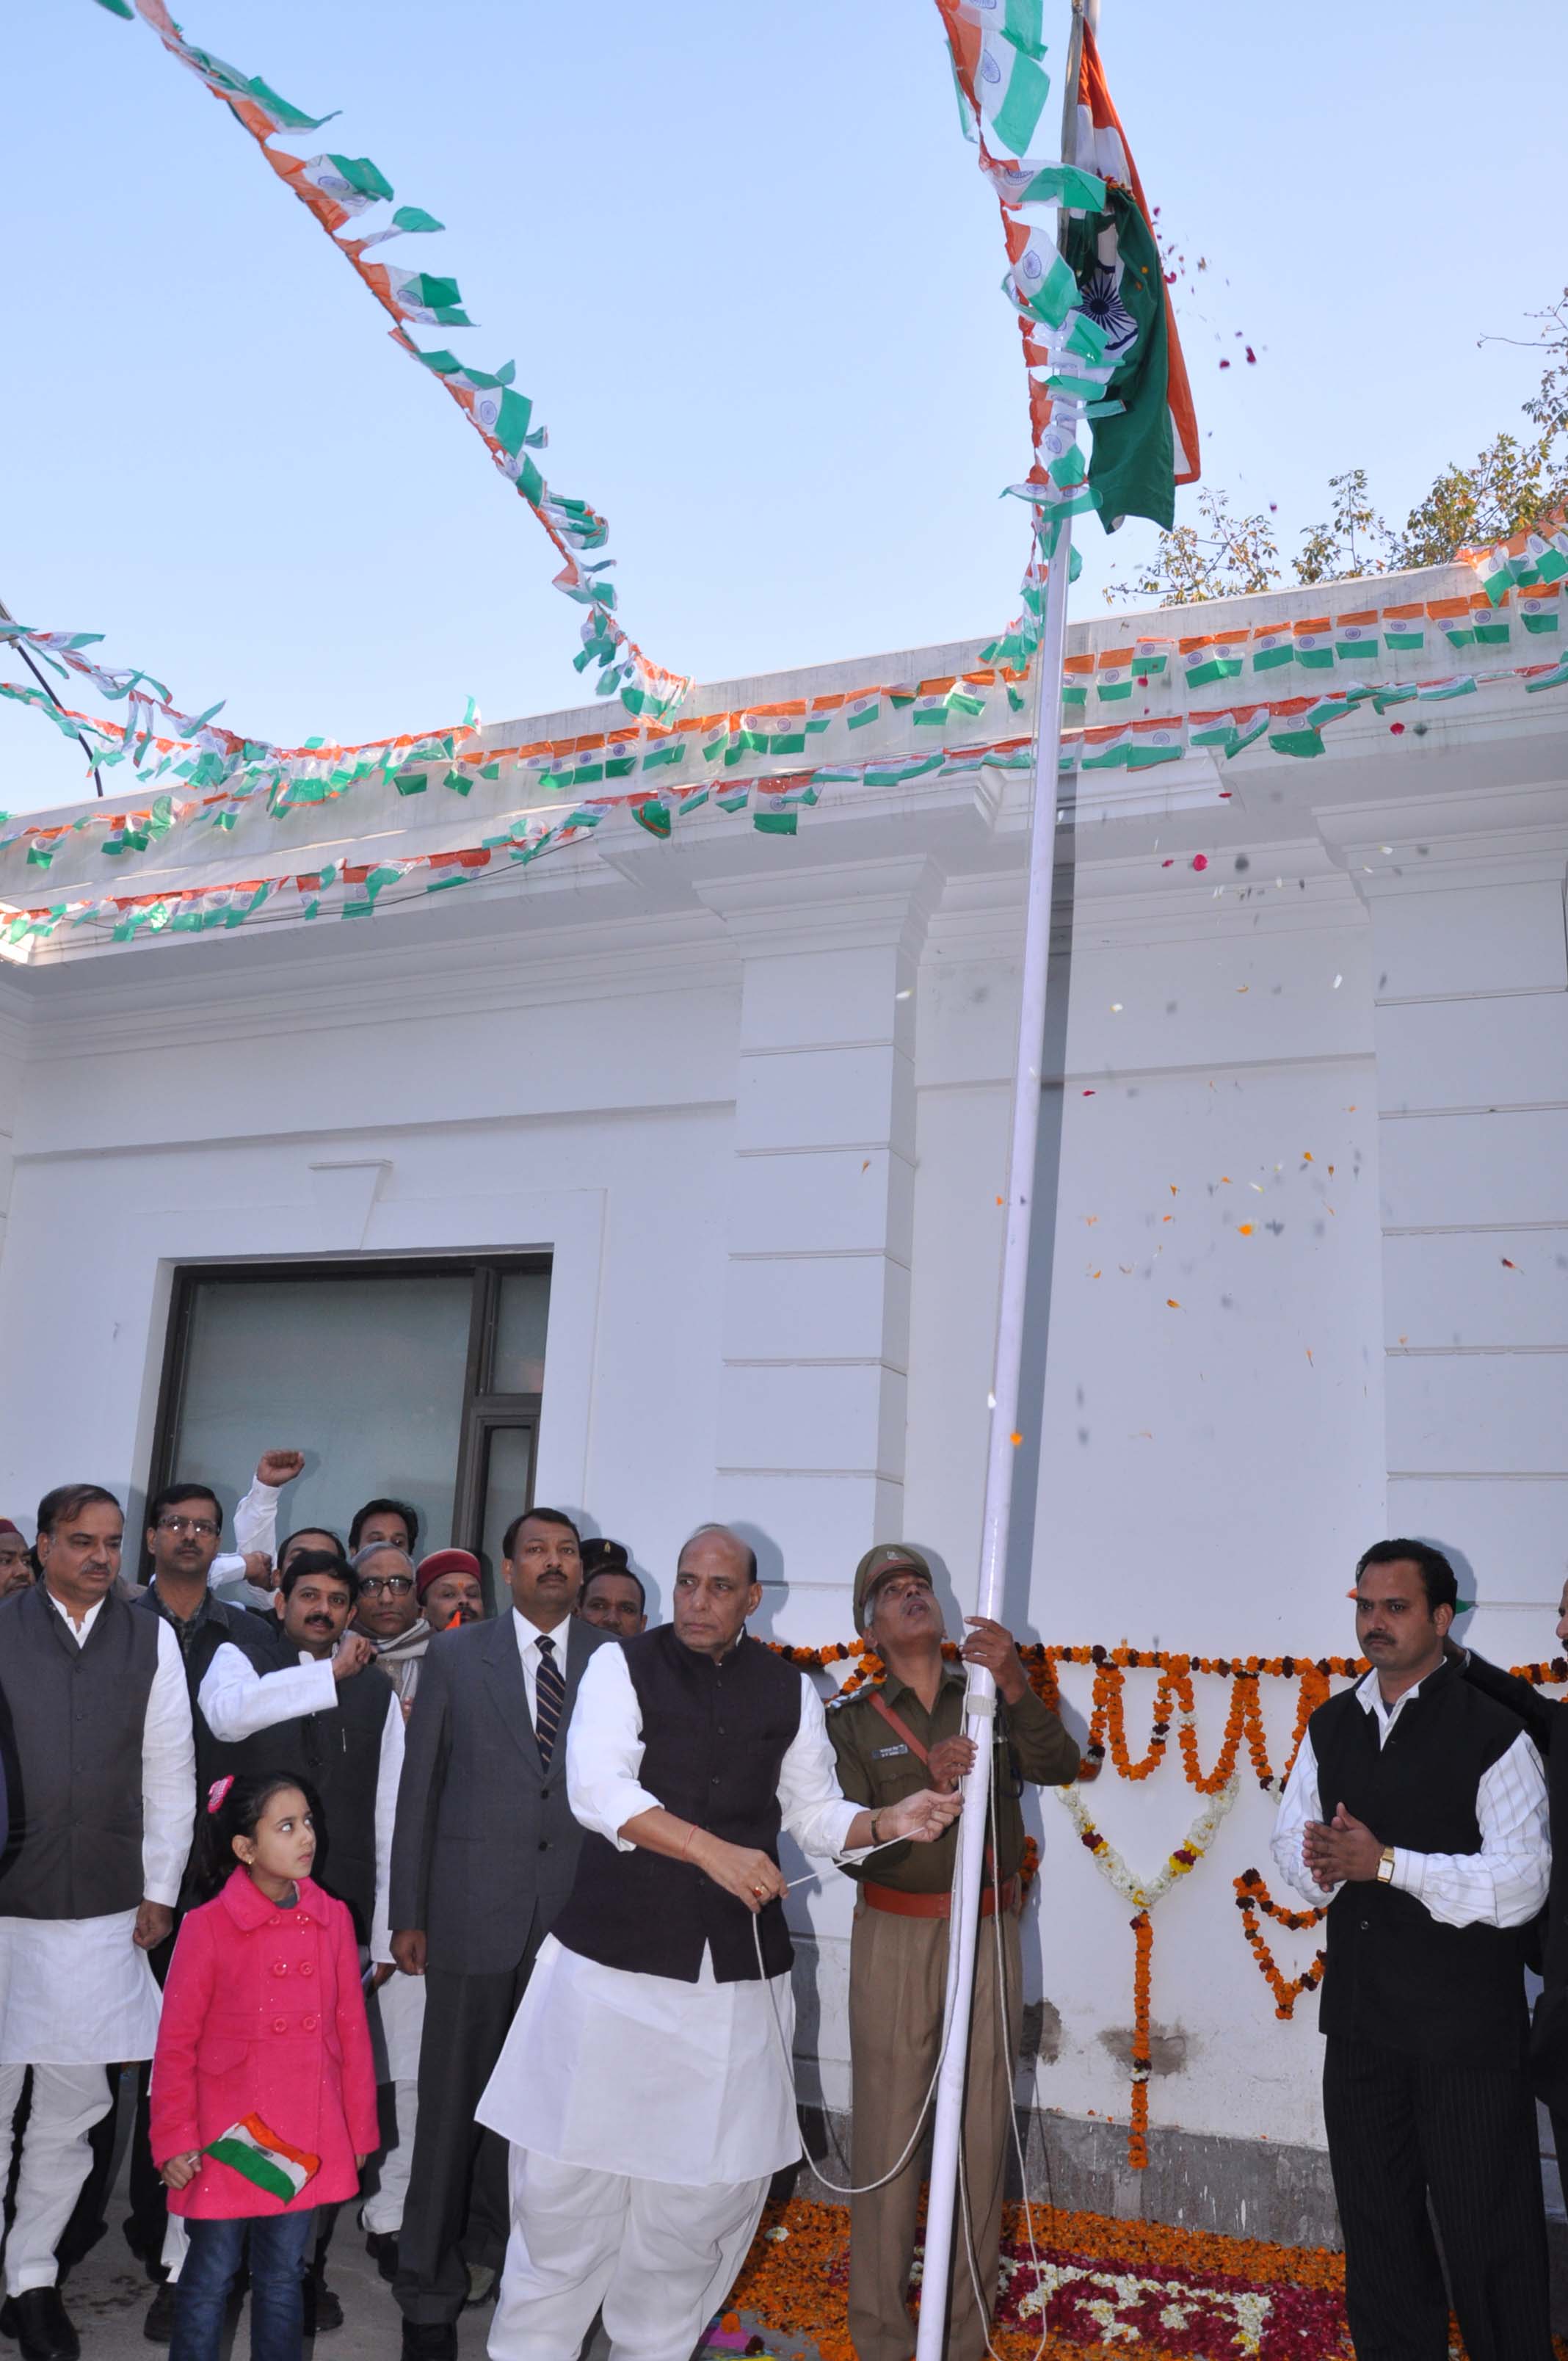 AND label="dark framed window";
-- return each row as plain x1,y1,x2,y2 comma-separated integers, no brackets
149,1256,550,1599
